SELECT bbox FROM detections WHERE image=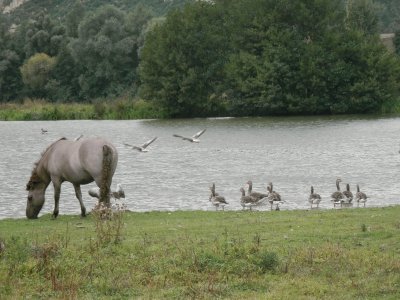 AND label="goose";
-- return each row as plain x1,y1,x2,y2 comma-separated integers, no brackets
308,186,322,209
331,178,344,207
355,184,368,207
74,134,83,141
173,129,206,143
41,128,48,134
240,187,258,210
111,184,125,199
209,183,228,211
124,137,157,152
88,183,125,200
342,183,353,204
246,180,268,201
267,182,282,210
